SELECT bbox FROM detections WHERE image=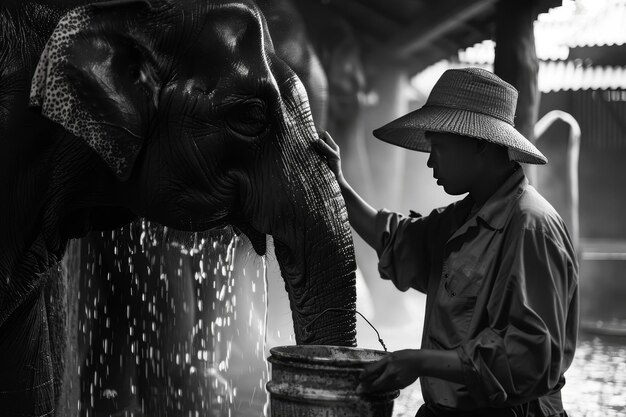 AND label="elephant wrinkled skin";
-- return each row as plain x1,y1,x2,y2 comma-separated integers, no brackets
0,1,357,416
